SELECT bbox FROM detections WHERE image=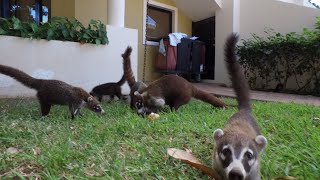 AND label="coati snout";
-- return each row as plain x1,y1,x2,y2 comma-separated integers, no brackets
213,129,267,180
133,91,165,115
